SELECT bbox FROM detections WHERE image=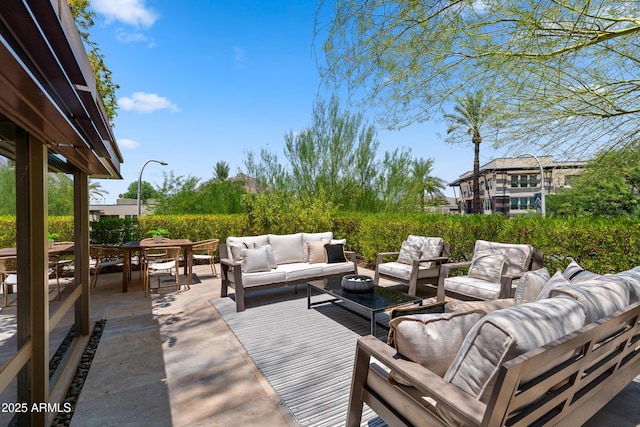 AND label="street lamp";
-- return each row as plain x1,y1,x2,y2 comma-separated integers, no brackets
520,153,546,217
137,159,167,217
